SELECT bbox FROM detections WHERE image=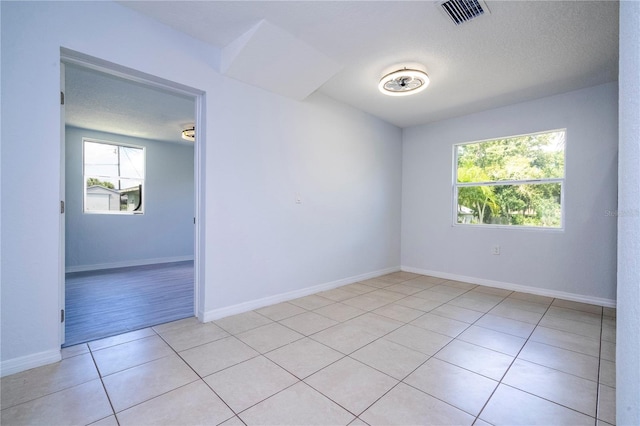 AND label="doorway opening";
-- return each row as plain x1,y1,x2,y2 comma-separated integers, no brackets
60,50,205,346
